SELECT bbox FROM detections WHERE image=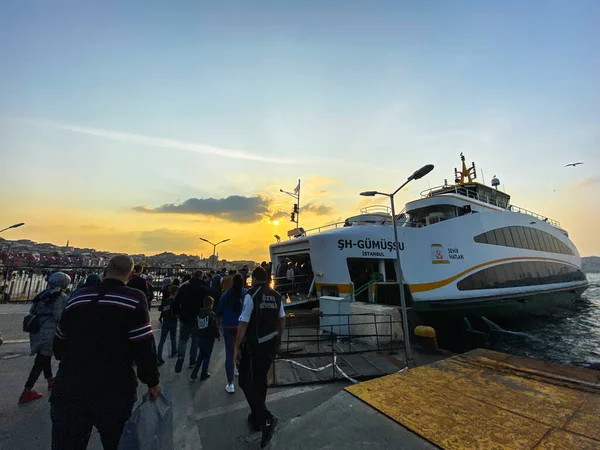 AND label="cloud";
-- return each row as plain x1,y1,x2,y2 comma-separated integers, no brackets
270,210,290,221
301,203,334,215
133,195,270,223
16,118,296,164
